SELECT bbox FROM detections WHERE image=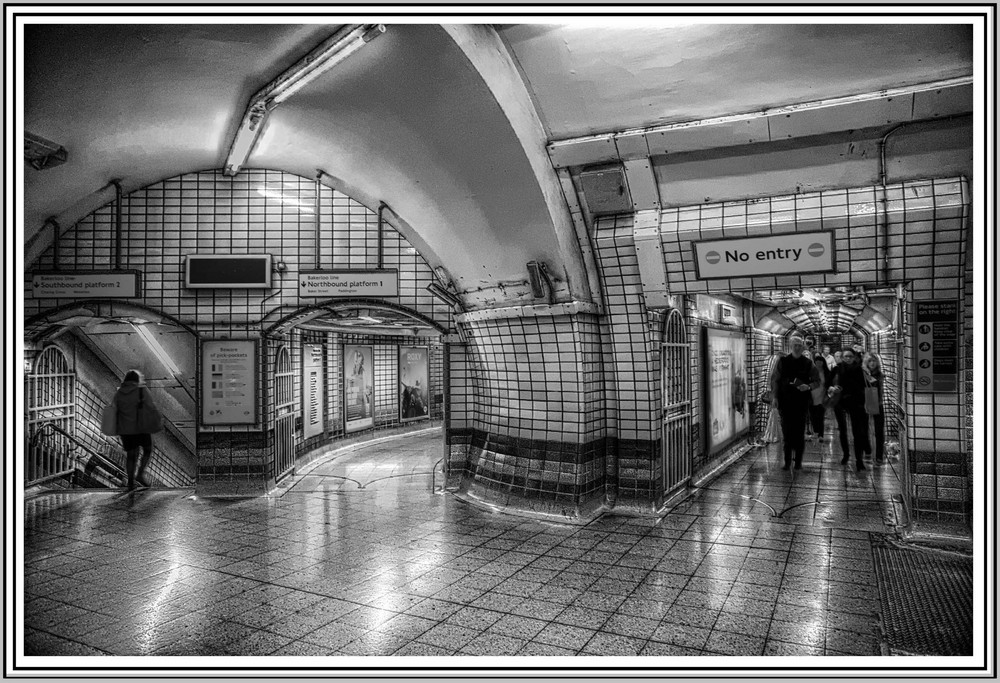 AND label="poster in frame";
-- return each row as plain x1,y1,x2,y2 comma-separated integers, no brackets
200,339,258,426
343,344,374,433
702,327,750,455
399,346,430,422
302,342,325,439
